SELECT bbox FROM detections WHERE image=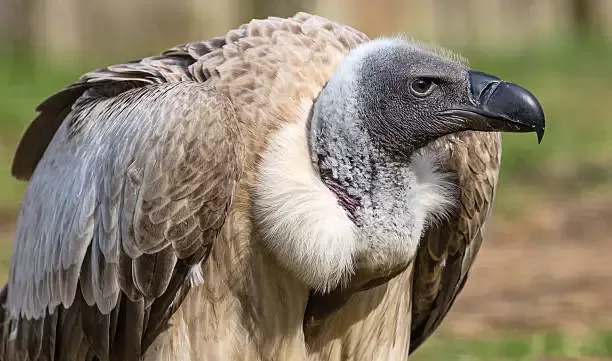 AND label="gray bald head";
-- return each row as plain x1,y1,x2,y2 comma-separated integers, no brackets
357,40,470,157
307,37,544,291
